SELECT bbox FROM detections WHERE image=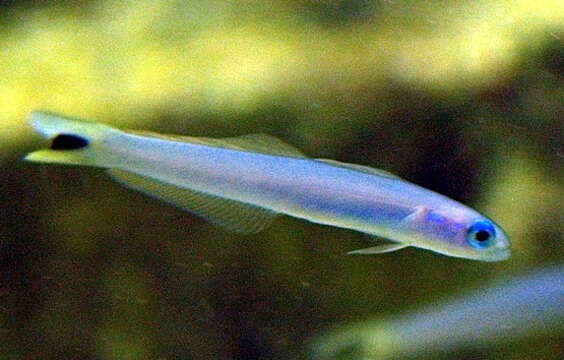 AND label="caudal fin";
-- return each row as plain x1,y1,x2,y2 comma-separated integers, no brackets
24,111,119,167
